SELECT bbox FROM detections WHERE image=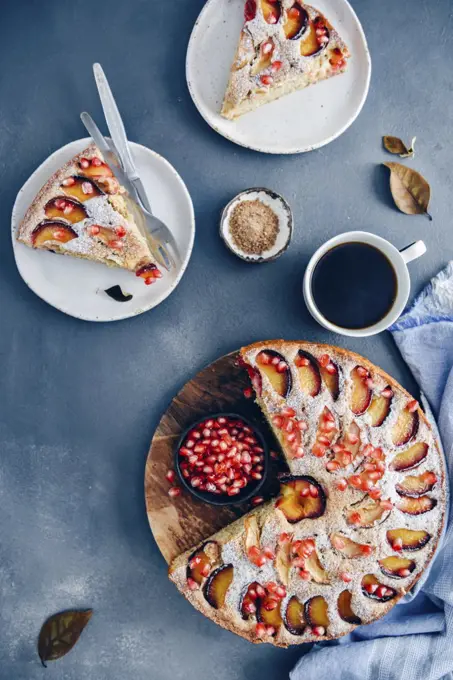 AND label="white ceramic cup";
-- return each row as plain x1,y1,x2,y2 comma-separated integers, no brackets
303,231,427,338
